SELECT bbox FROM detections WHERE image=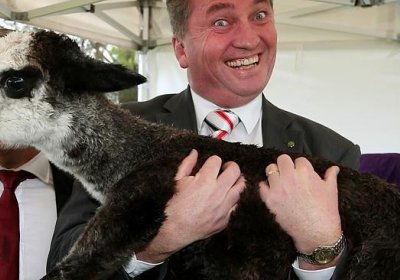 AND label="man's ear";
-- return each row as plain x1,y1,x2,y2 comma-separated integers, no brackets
172,36,189,69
